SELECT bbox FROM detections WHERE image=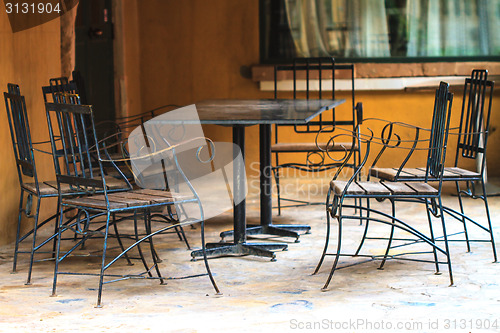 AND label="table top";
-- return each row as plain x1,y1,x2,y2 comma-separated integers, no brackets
193,99,345,125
